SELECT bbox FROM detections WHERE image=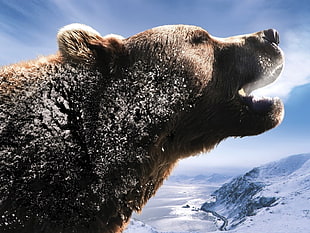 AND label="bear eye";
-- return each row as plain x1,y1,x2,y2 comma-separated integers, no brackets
191,30,209,44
